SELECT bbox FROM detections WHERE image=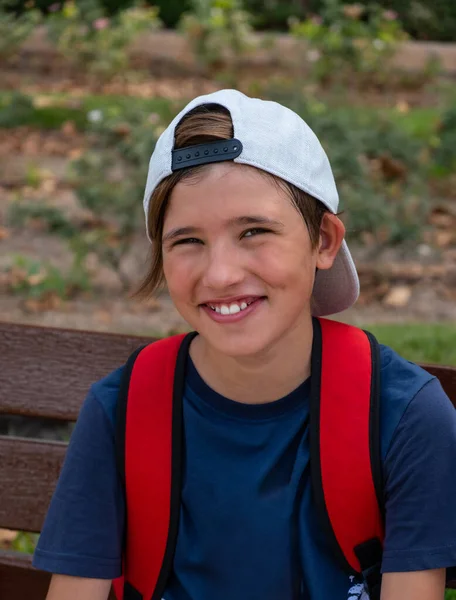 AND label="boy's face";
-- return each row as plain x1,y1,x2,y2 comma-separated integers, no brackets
162,162,339,358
